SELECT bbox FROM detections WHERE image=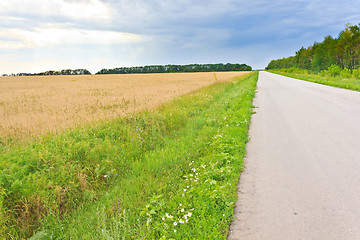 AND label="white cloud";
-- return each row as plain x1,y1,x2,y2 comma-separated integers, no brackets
0,26,142,49
0,0,112,21
0,57,58,74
